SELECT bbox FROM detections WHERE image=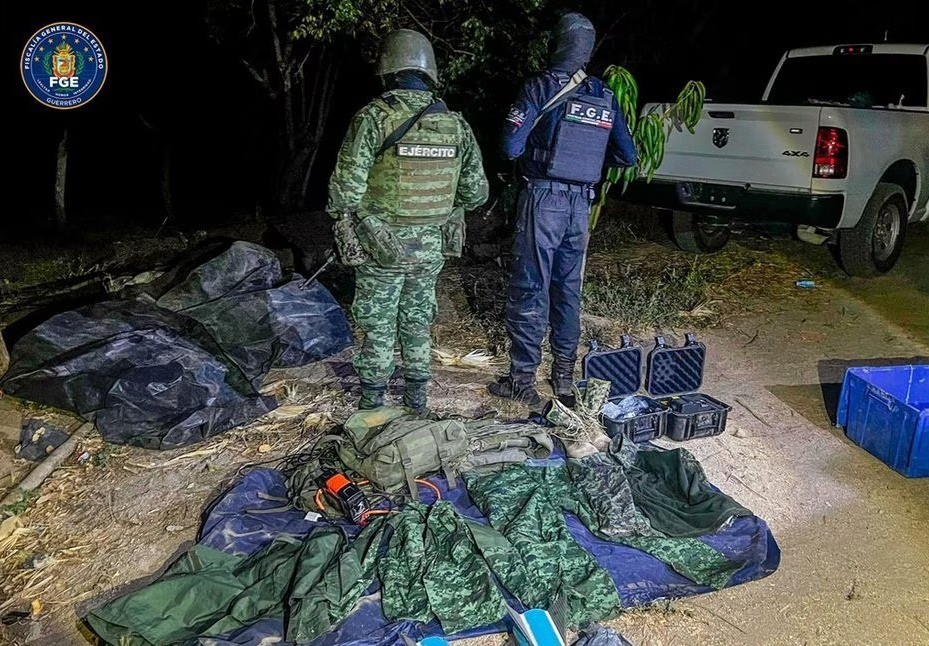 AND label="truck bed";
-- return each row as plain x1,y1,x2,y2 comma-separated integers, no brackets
651,103,822,192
